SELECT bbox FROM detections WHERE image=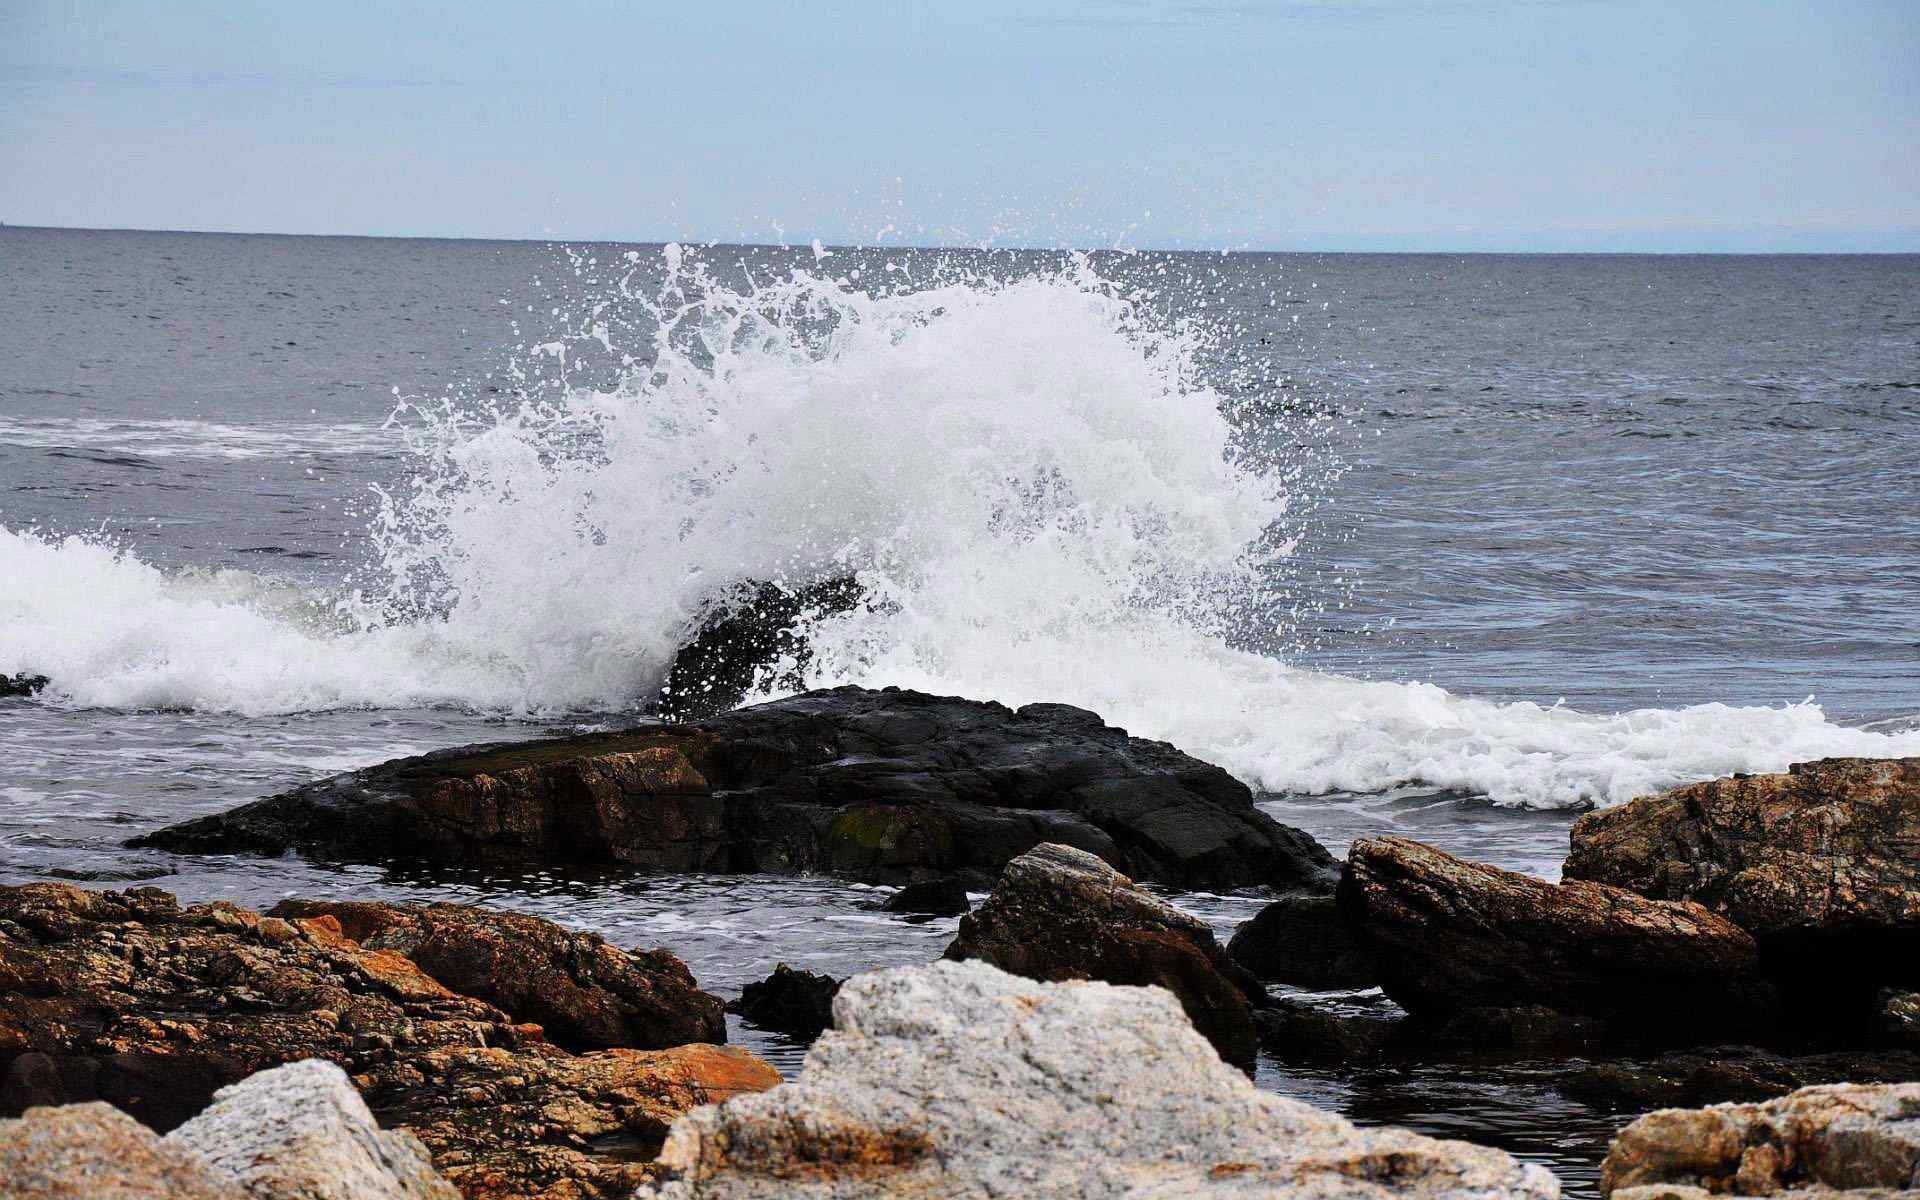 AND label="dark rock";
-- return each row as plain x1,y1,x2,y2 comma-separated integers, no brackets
725,964,841,1038
1227,892,1376,990
1337,836,1777,1042
0,673,48,698
1560,1045,1920,1110
0,883,778,1200
1253,998,1400,1063
1415,1004,1606,1053
655,577,863,722
265,899,725,1052
1566,757,1920,1039
134,687,1336,892
881,876,972,917
944,843,1262,1070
